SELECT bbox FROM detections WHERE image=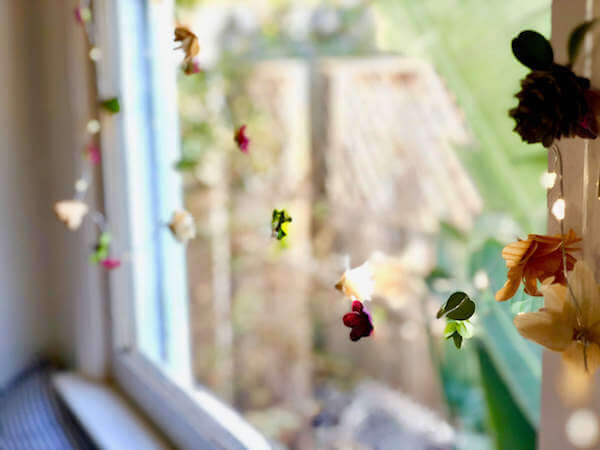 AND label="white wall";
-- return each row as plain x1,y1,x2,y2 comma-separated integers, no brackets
0,1,53,386
0,2,107,386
